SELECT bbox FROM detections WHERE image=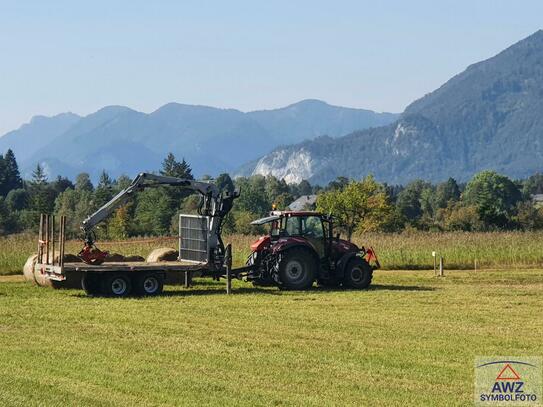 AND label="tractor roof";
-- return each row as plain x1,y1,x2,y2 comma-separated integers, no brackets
271,210,323,217
251,211,331,225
